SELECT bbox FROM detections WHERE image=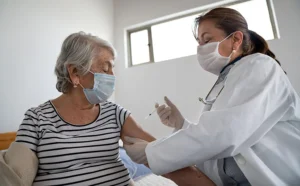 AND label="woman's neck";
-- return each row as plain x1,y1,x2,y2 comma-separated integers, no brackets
56,89,96,111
